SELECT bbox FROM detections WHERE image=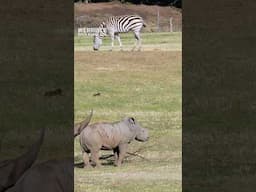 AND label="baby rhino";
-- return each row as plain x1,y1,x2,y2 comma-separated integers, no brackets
80,117,149,167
